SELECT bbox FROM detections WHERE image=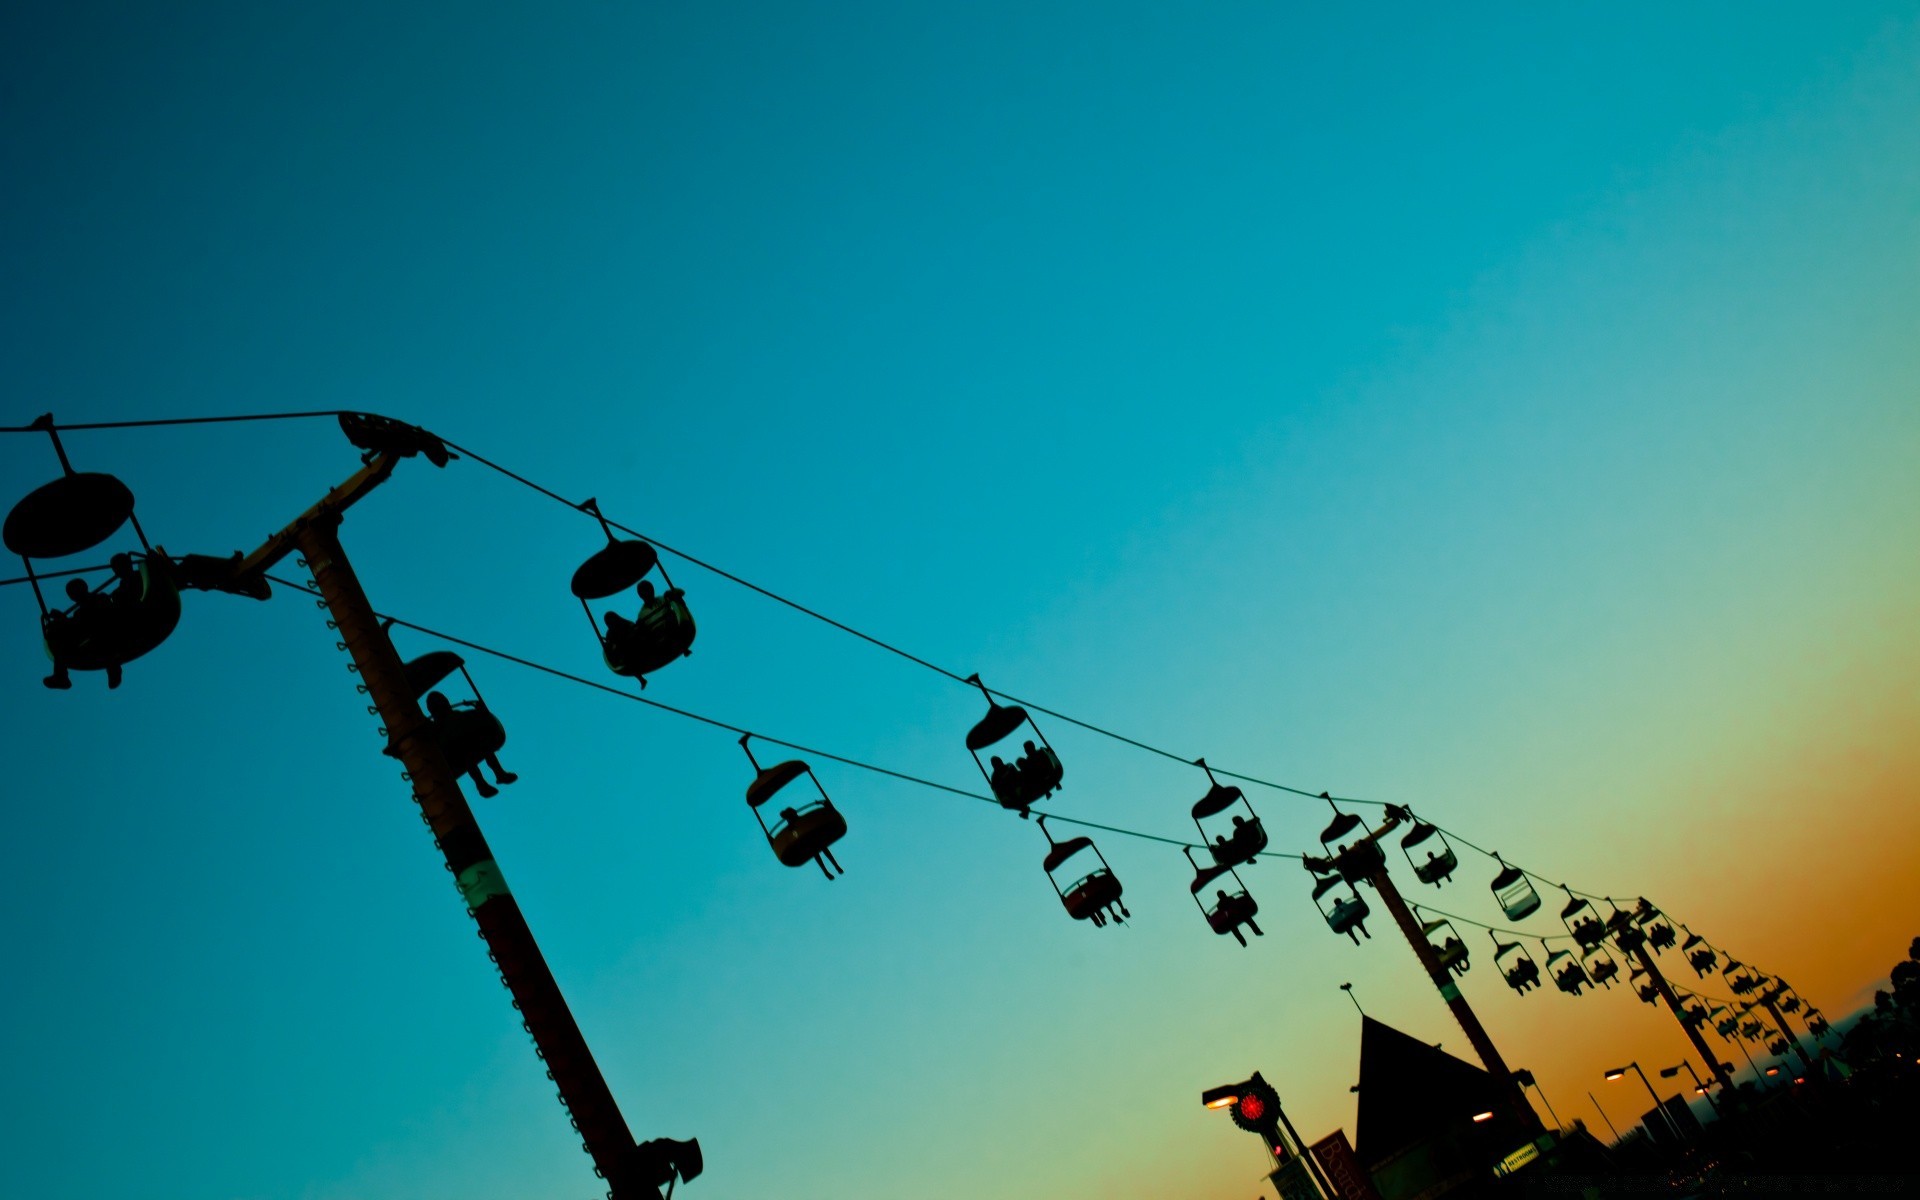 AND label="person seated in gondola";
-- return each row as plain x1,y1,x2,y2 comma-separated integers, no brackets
1016,739,1060,793
425,690,519,798
43,576,121,690
1214,888,1262,946
1506,958,1540,992
779,805,843,877
1439,936,1467,974
989,755,1018,800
